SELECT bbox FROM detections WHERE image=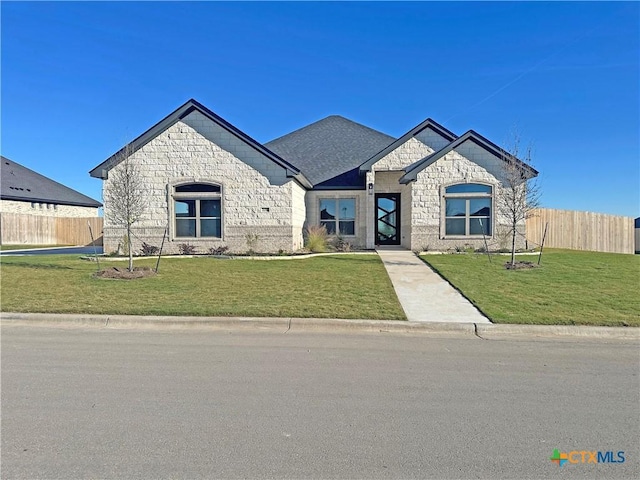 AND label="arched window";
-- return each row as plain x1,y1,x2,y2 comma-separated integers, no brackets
443,183,492,236
173,183,222,238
